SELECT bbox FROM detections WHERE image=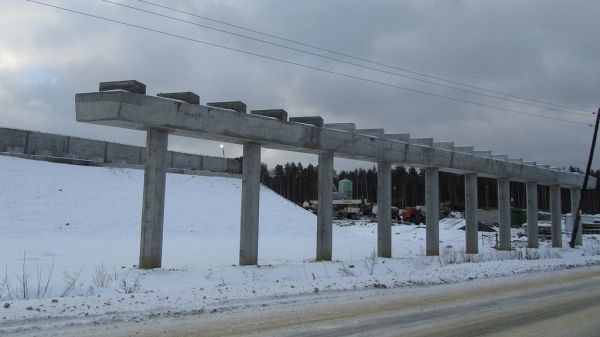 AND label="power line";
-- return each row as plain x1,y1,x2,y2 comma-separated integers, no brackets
100,0,591,119
131,0,596,116
24,0,592,127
